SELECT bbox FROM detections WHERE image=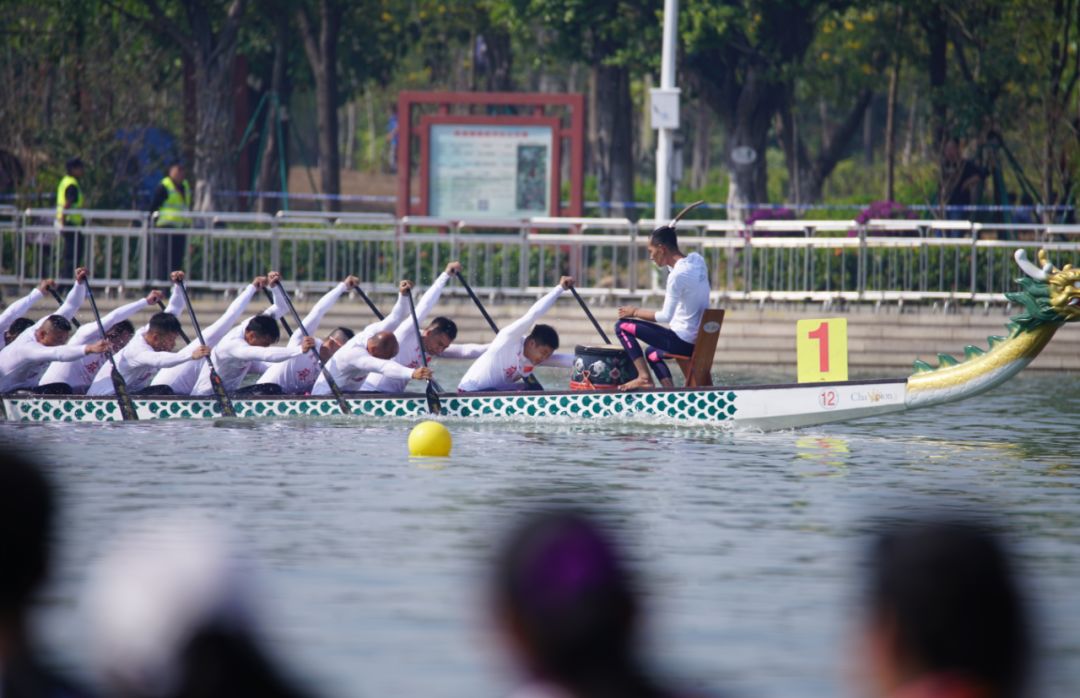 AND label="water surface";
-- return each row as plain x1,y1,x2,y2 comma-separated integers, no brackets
3,369,1078,698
